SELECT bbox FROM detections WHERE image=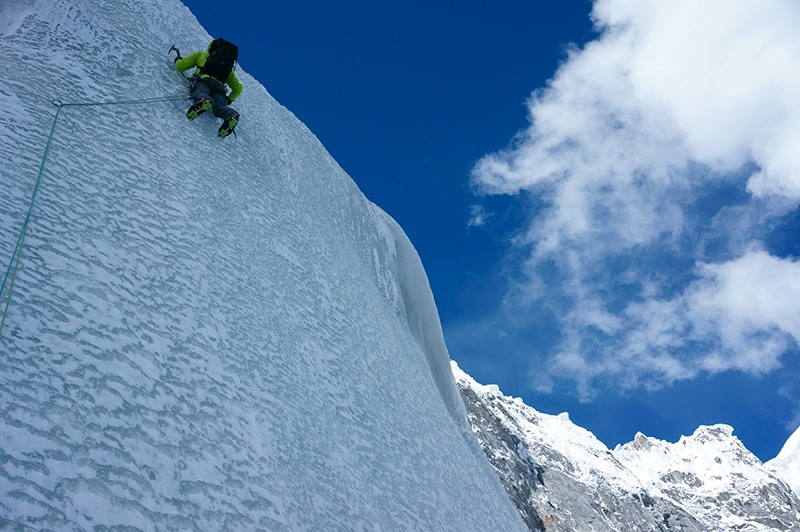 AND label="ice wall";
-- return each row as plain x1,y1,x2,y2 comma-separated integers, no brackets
0,1,526,530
